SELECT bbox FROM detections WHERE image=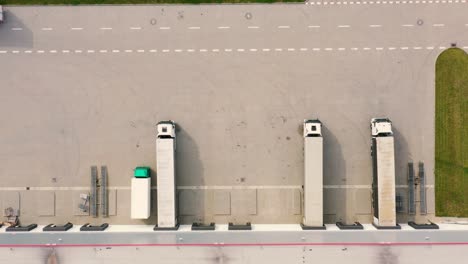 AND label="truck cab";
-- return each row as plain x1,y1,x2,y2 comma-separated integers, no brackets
0,6,4,24
371,118,393,137
303,119,322,137
157,120,176,138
